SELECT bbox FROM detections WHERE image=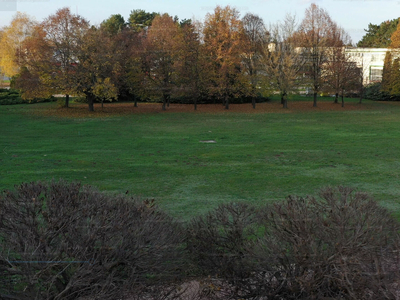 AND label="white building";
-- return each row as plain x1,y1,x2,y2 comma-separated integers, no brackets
345,48,389,85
